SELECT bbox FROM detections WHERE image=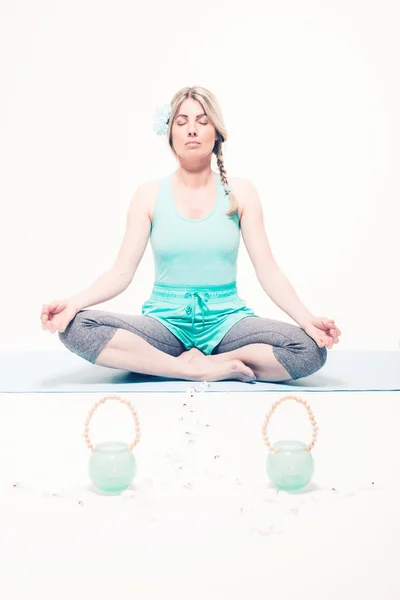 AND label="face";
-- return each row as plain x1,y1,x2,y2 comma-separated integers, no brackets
171,97,218,159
